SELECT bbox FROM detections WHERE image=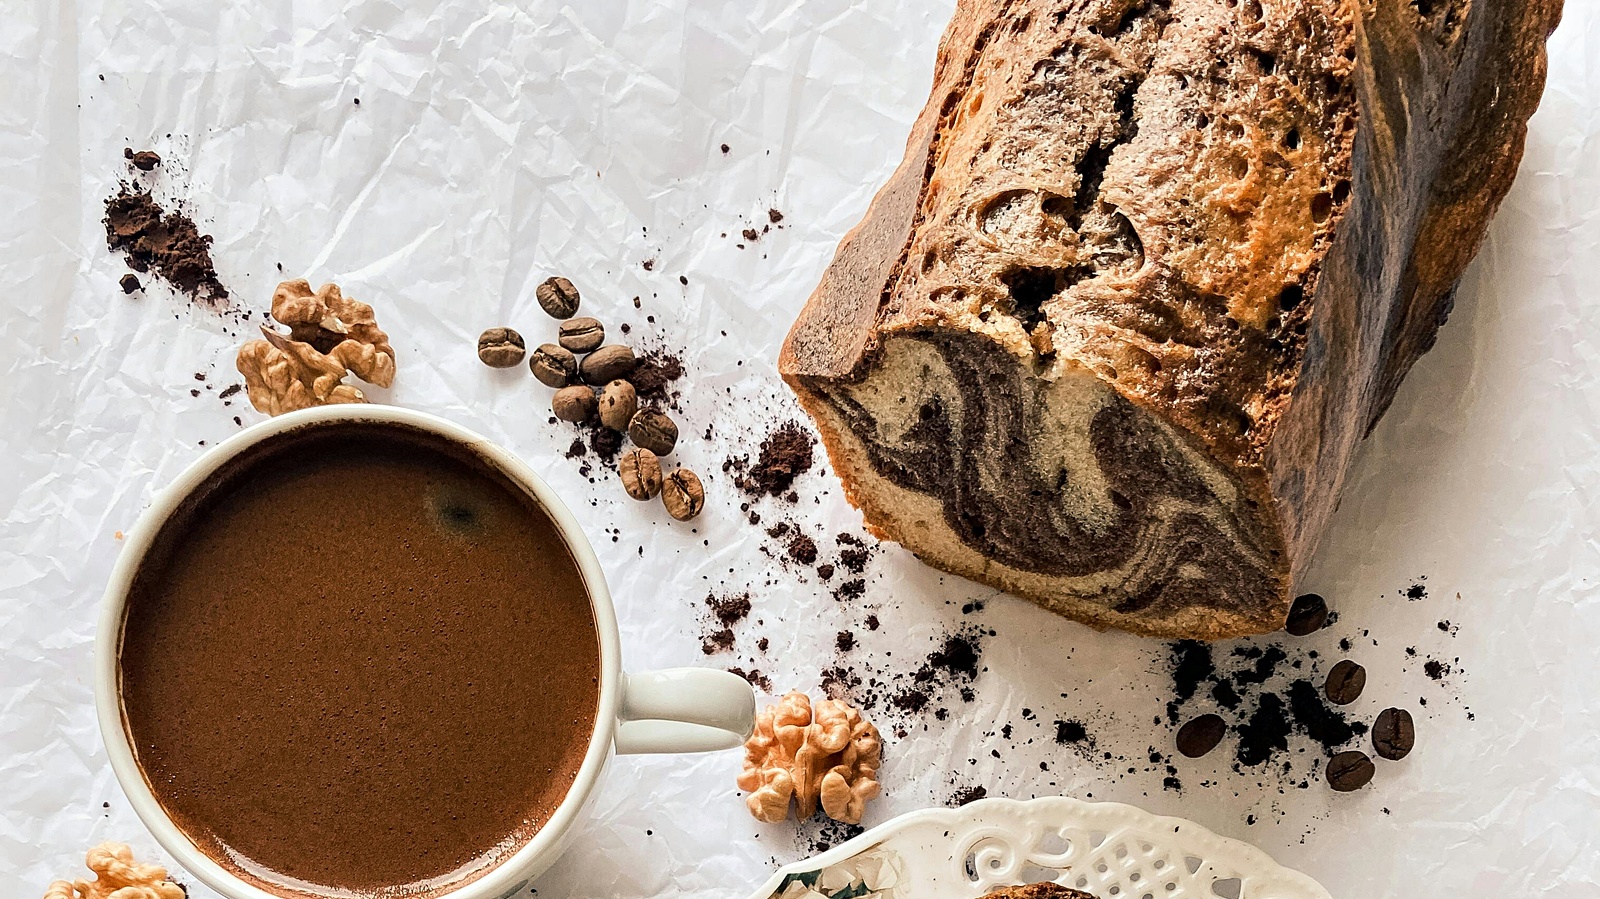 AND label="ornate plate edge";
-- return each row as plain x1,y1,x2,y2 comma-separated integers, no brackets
744,796,1332,899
